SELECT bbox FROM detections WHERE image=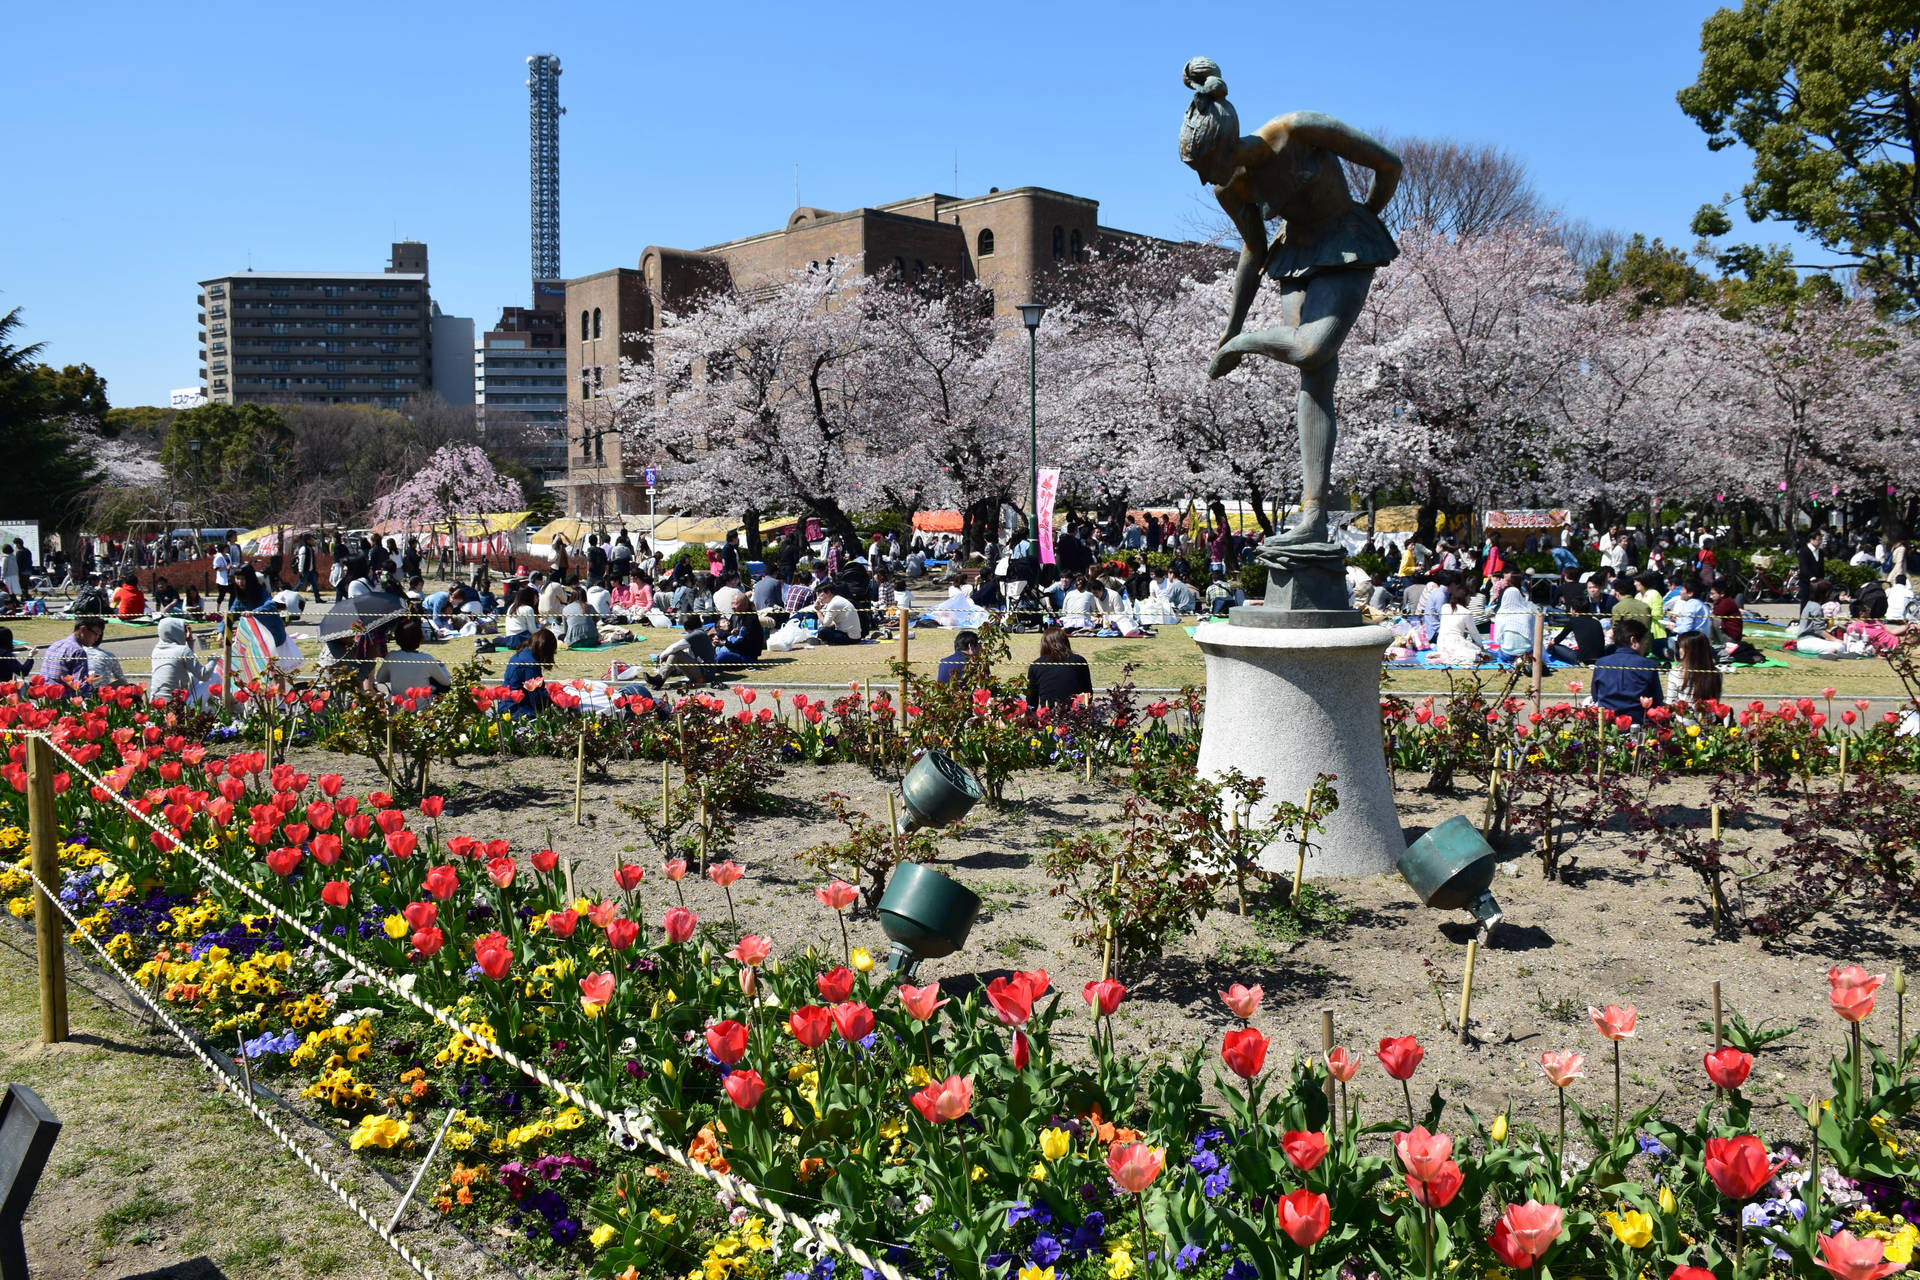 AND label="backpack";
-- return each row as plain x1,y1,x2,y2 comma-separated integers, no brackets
72,584,110,619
